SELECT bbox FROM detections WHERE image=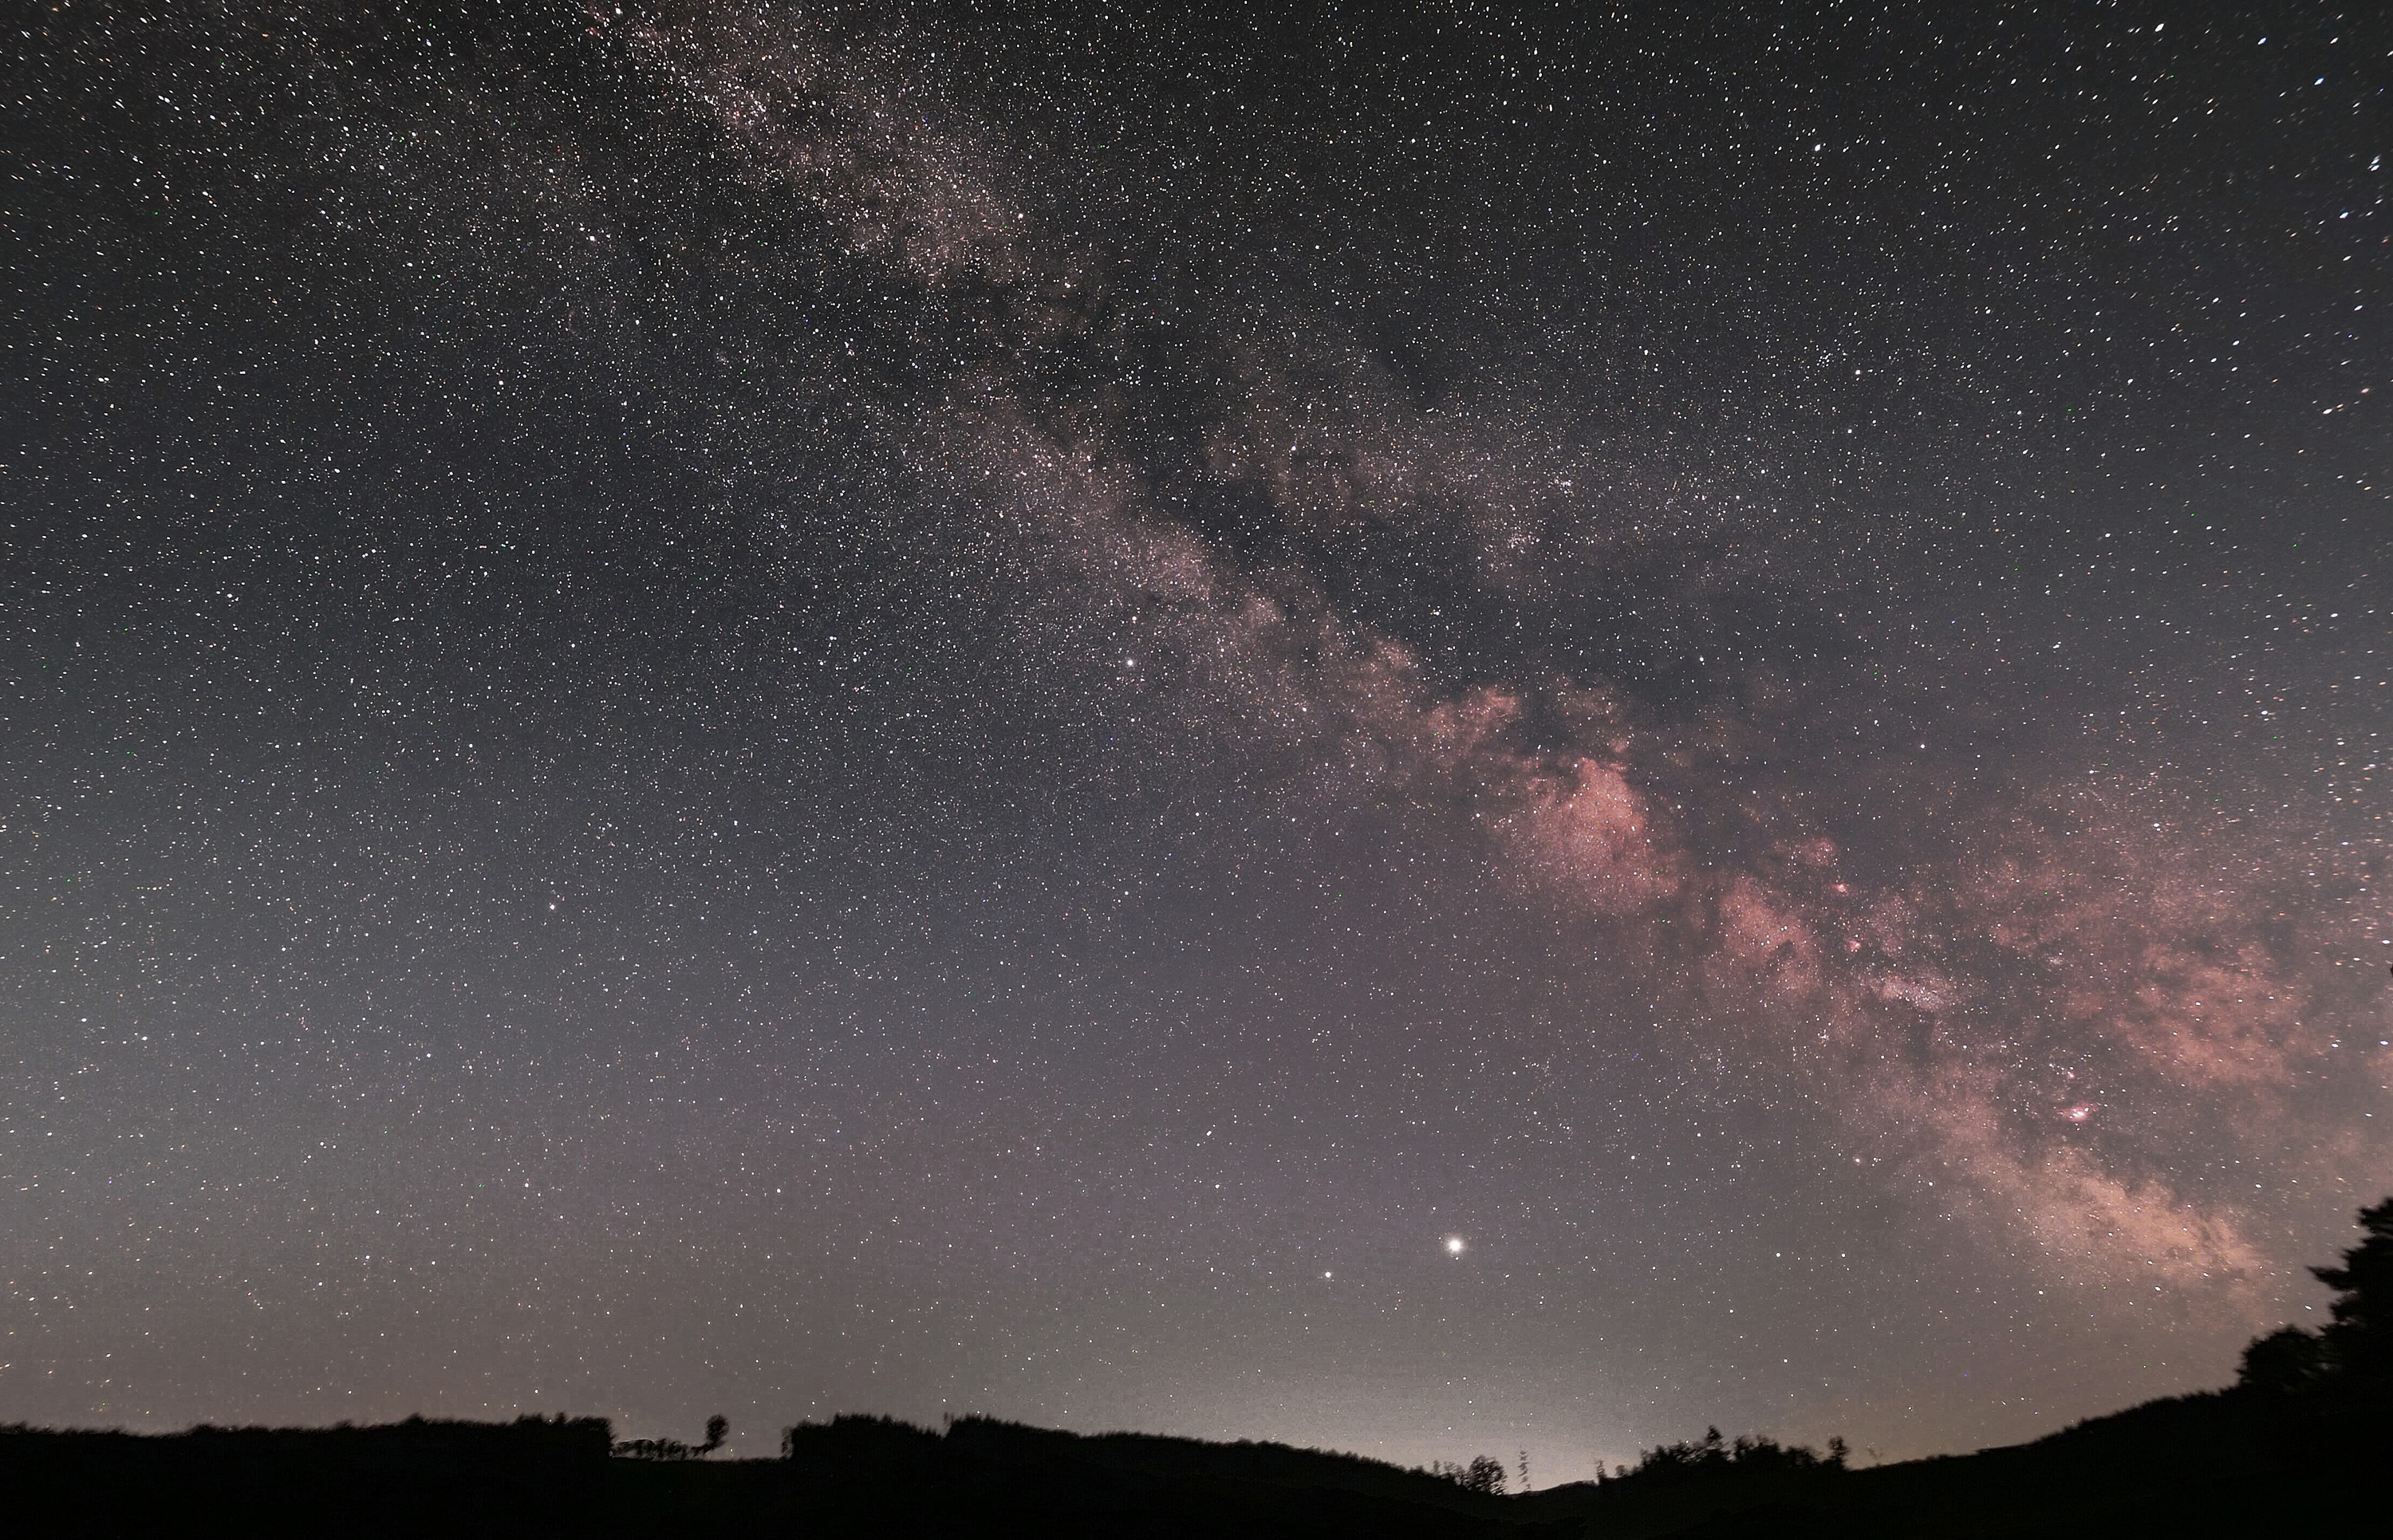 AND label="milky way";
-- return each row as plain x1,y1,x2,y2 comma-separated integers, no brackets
4,1,2387,1477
